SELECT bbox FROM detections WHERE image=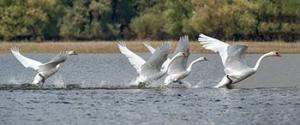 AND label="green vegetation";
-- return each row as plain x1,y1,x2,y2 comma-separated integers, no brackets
0,0,299,41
